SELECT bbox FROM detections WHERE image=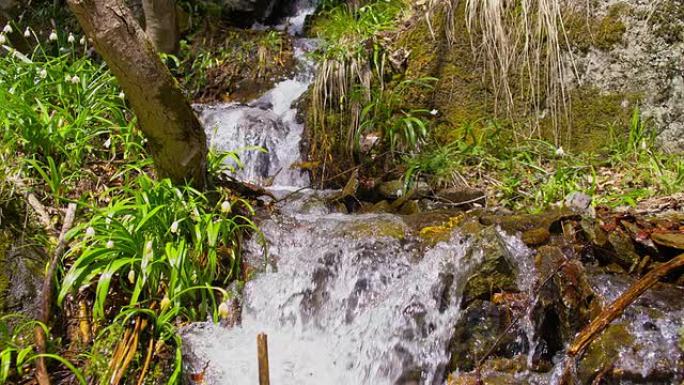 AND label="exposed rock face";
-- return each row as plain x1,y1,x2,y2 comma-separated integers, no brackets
572,0,684,152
